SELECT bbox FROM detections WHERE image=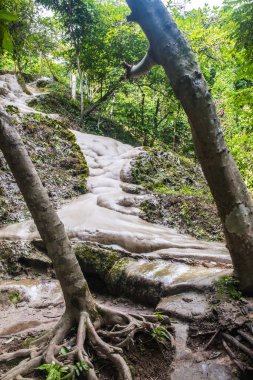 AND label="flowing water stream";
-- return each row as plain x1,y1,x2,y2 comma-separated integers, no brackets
0,73,232,297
